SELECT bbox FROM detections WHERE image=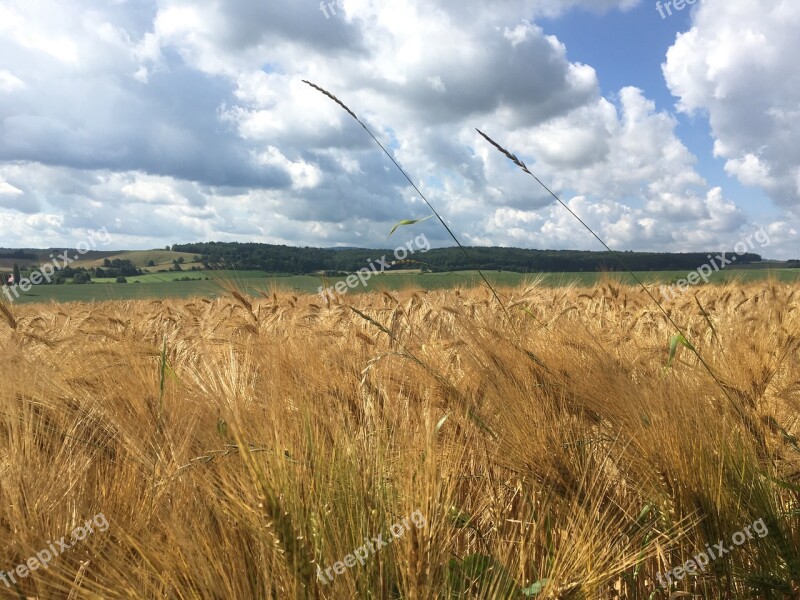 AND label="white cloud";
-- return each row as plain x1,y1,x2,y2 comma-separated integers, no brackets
0,4,79,65
664,0,800,207
724,153,773,188
0,70,25,92
0,0,796,259
0,178,23,196
254,147,322,190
